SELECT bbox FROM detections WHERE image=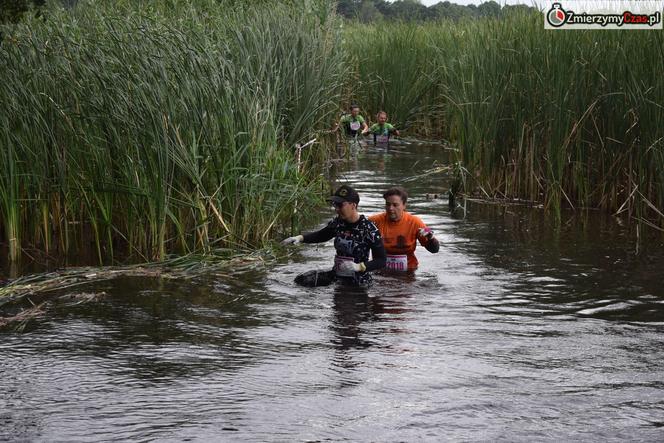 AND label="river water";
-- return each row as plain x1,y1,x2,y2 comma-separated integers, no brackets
2,142,664,442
